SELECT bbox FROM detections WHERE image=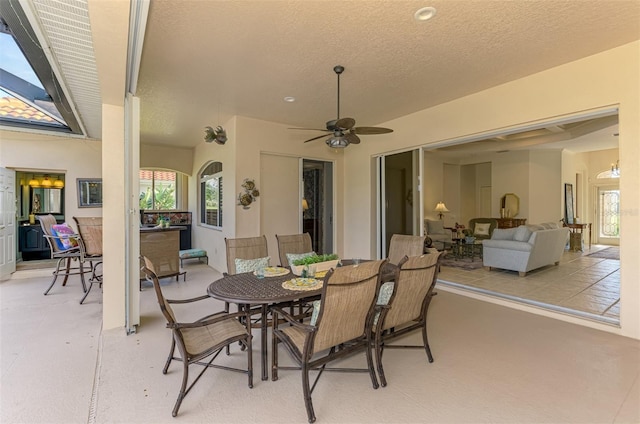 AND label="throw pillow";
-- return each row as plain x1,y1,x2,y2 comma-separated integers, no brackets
51,223,79,250
514,225,533,242
474,223,491,236
426,219,444,235
235,256,270,274
286,251,315,266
